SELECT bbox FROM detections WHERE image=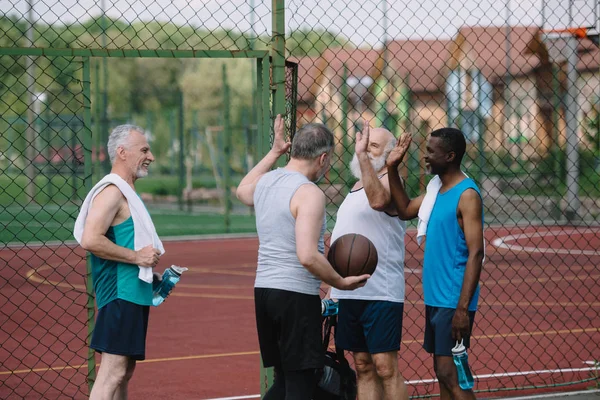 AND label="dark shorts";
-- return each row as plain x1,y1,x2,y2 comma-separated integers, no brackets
90,298,150,361
335,299,404,354
423,305,476,357
254,288,324,371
